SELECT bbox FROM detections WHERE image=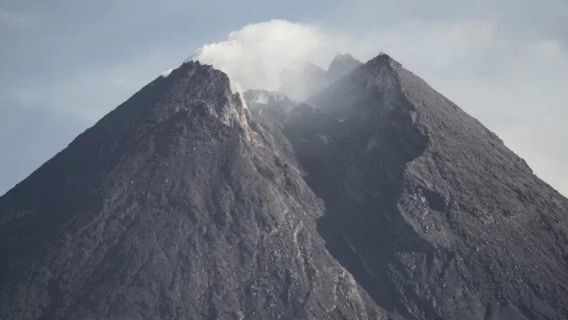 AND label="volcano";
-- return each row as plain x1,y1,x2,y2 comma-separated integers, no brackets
1,53,567,320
